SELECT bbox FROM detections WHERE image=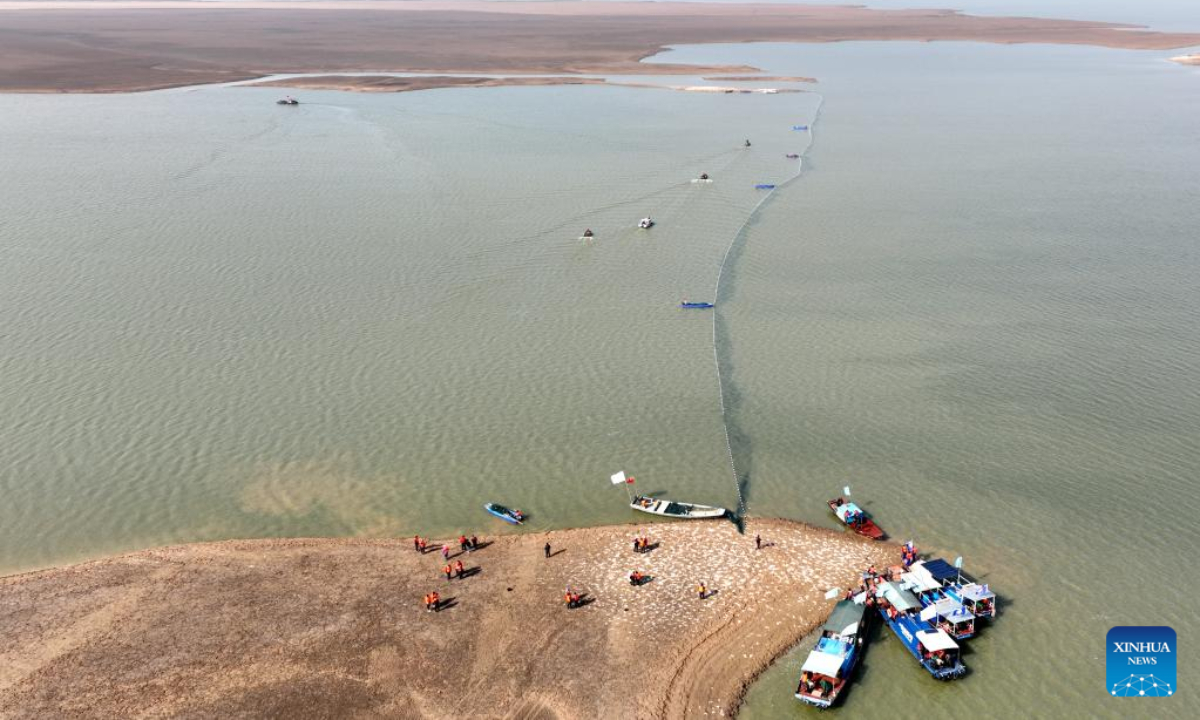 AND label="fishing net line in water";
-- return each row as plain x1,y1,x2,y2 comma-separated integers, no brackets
710,94,825,519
